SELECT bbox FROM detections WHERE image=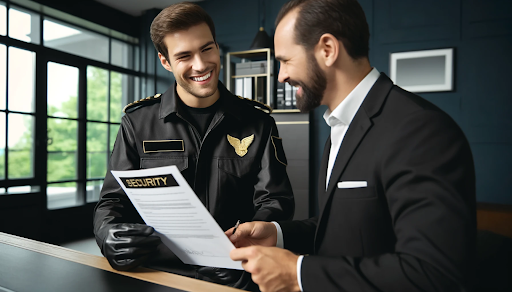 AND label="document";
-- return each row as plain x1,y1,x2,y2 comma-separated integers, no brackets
111,166,243,270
